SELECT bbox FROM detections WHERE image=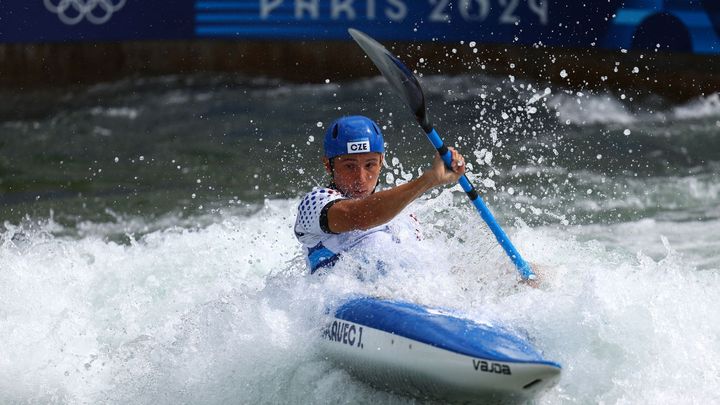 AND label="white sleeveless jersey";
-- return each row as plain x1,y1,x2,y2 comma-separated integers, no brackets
294,187,419,274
